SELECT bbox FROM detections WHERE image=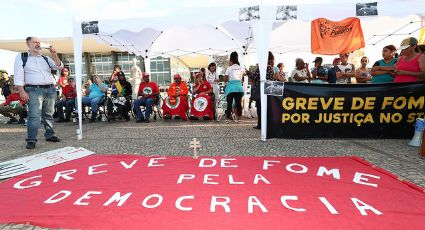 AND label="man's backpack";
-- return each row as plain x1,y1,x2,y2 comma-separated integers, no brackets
21,52,52,69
